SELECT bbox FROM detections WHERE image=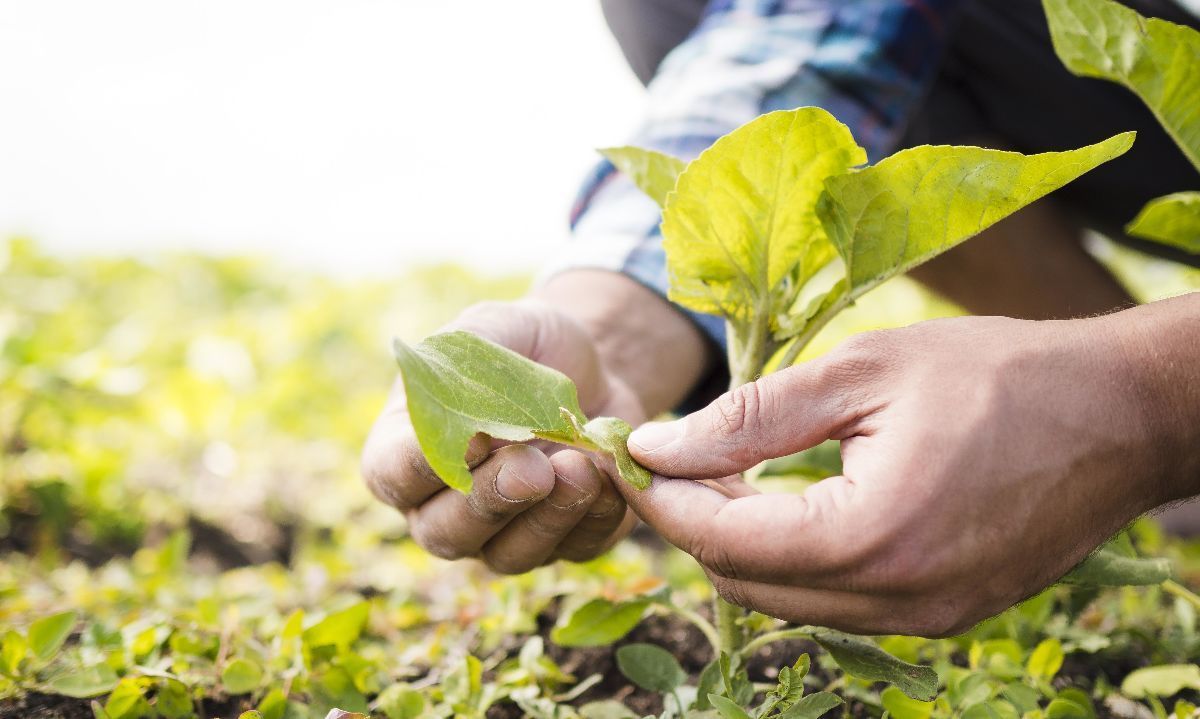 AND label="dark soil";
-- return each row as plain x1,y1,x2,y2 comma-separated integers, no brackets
0,693,94,719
